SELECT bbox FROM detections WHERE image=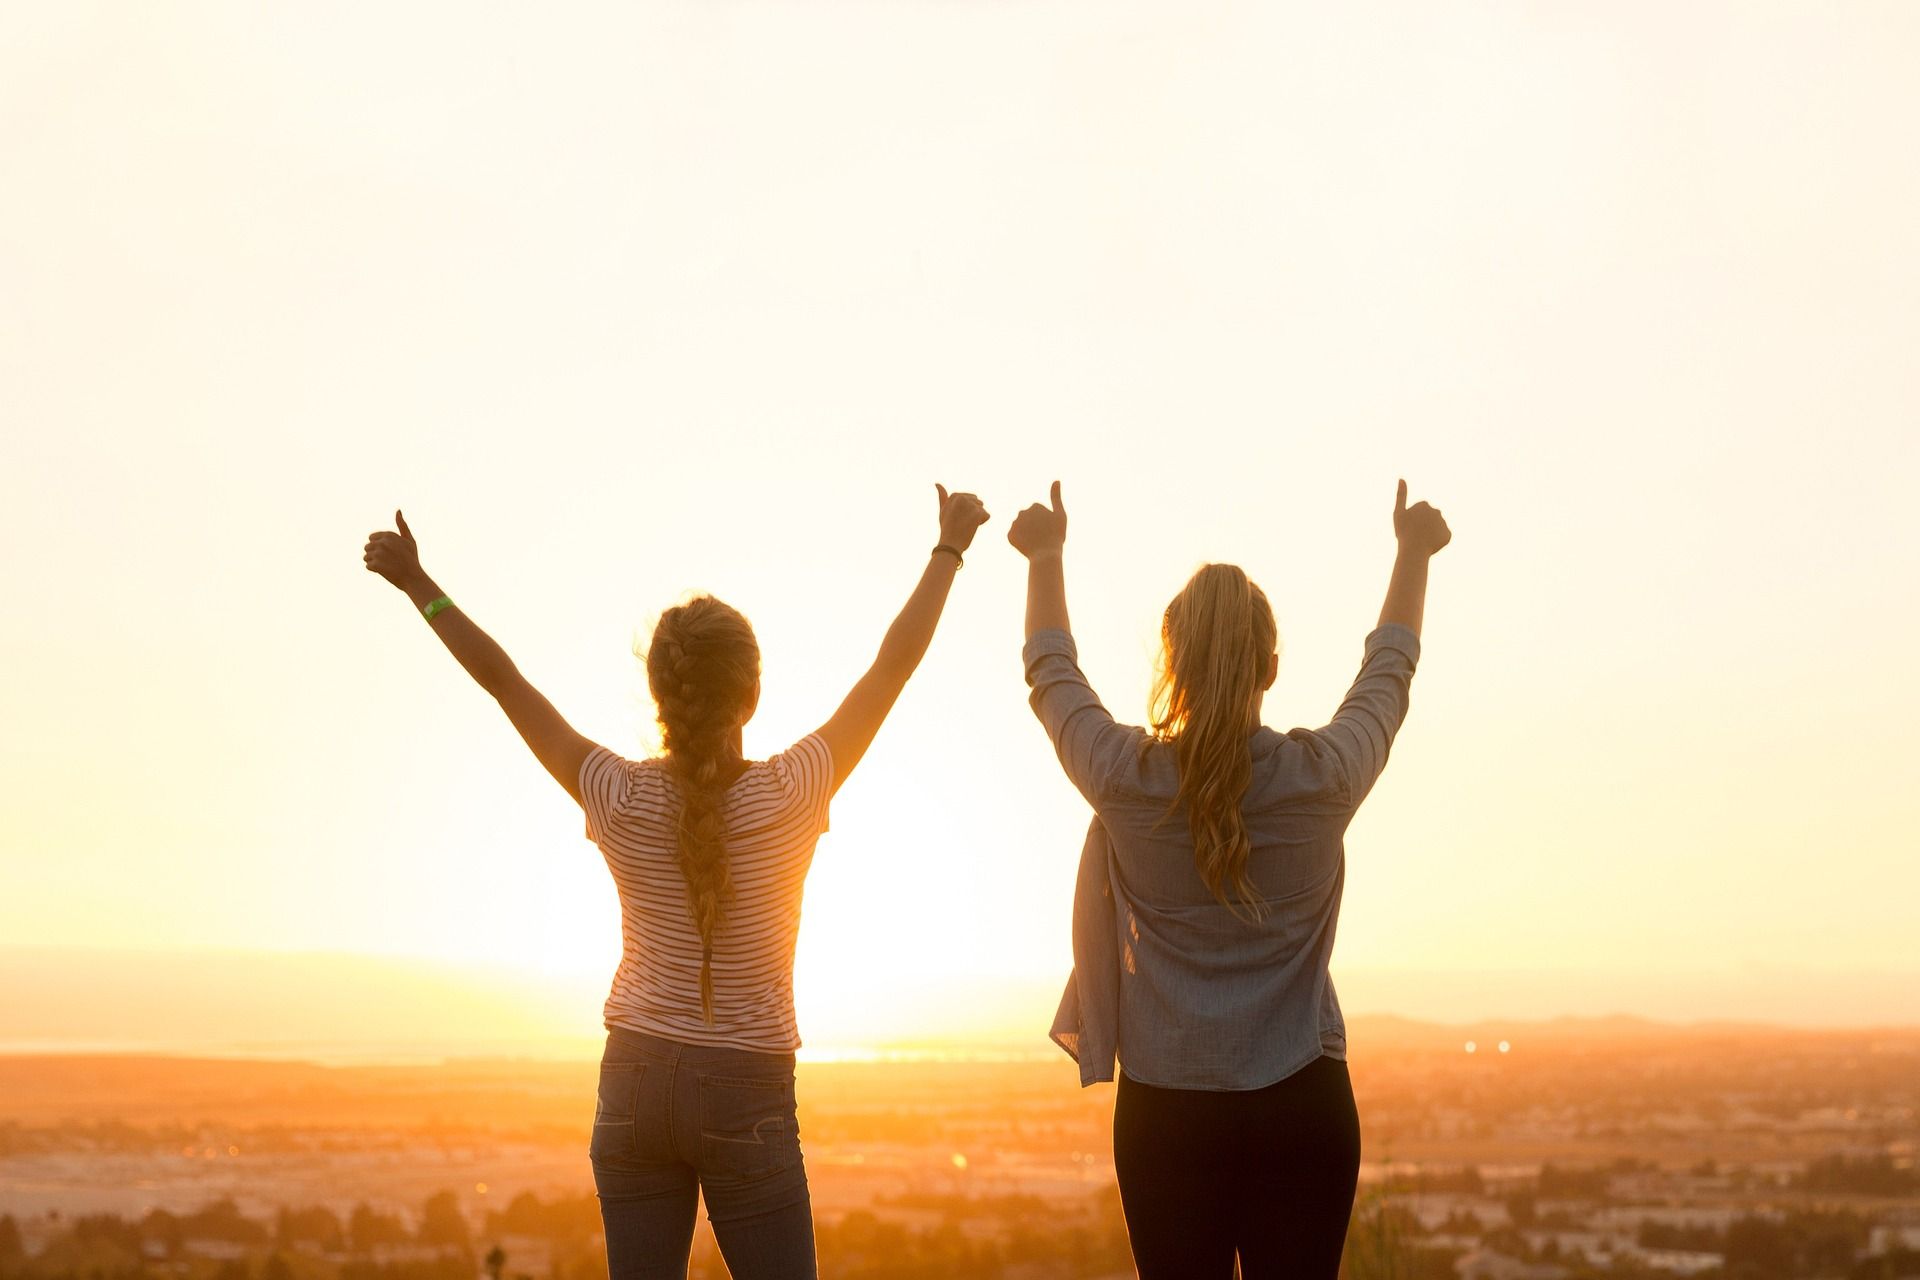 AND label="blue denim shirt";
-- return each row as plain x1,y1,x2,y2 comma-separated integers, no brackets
1026,624,1421,1091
